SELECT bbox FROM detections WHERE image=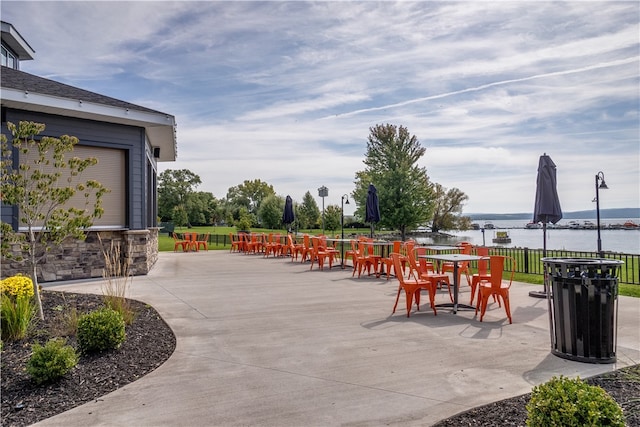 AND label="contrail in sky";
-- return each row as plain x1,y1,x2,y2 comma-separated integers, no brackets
330,57,638,118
